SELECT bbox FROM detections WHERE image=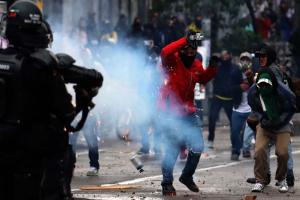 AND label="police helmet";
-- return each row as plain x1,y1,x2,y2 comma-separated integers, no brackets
5,0,53,48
